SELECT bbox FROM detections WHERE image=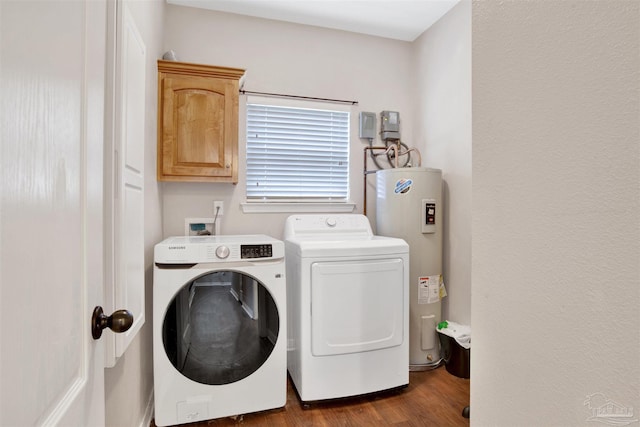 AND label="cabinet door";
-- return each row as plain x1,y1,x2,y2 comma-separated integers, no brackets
160,73,238,181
